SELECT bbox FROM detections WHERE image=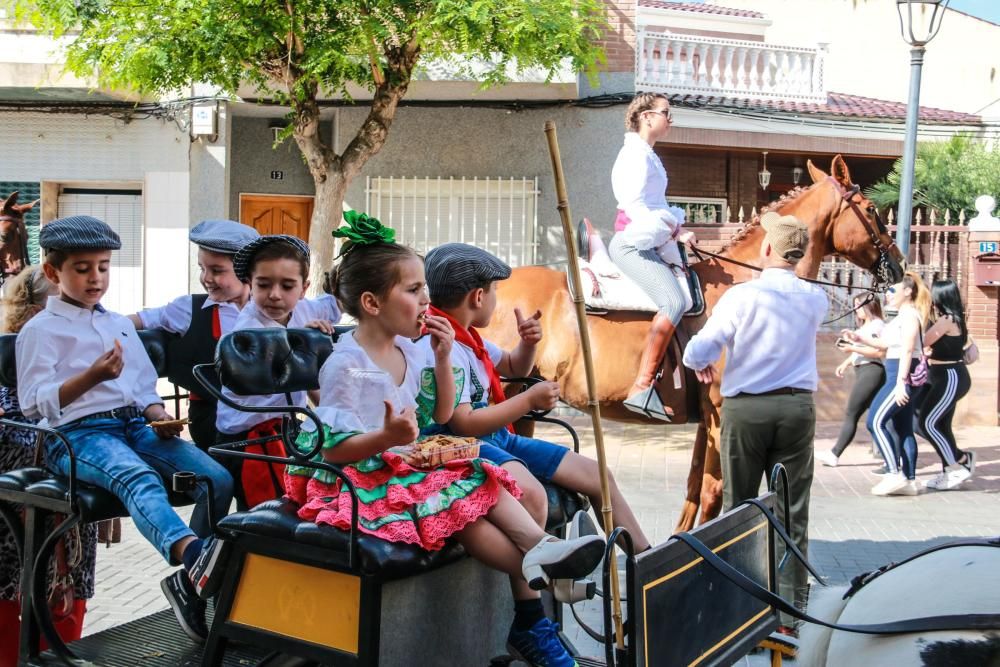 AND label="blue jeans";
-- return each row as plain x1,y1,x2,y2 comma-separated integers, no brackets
45,416,234,564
